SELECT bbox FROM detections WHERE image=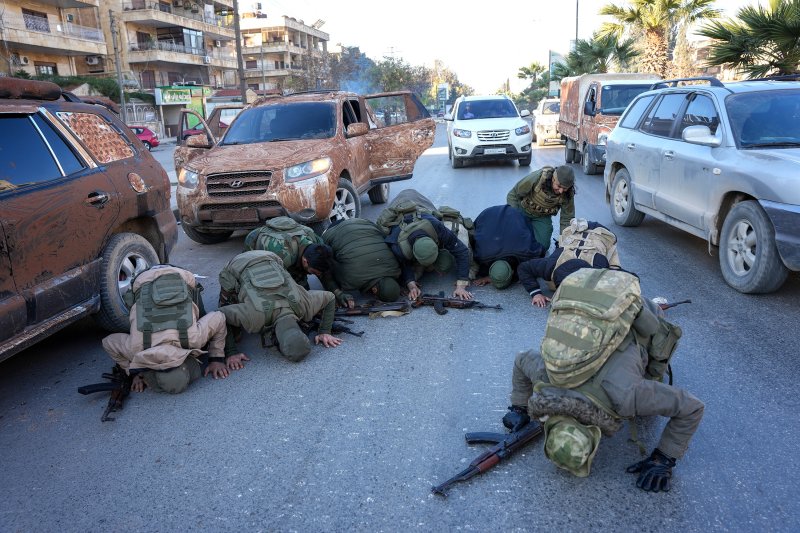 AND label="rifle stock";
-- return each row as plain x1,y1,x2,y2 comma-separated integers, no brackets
413,292,503,314
78,365,133,422
431,421,543,497
658,299,691,310
335,300,411,317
